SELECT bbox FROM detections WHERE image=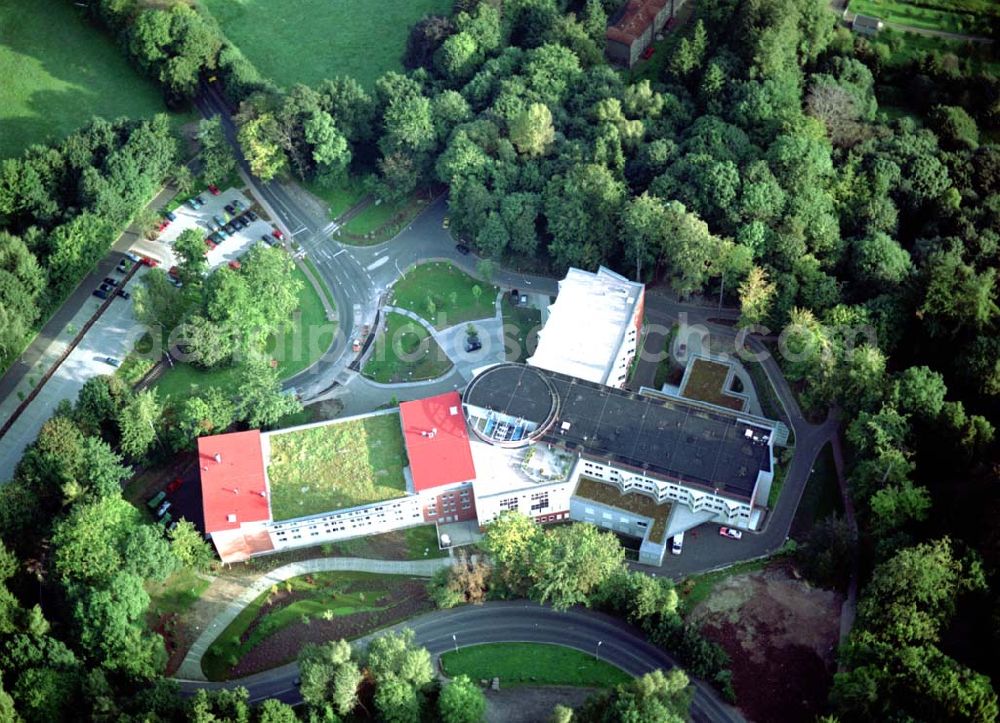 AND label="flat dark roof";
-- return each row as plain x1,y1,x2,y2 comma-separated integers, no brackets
464,364,773,500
